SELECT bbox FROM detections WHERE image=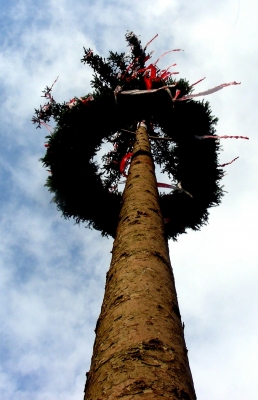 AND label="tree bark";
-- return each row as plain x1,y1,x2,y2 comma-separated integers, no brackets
84,125,196,399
